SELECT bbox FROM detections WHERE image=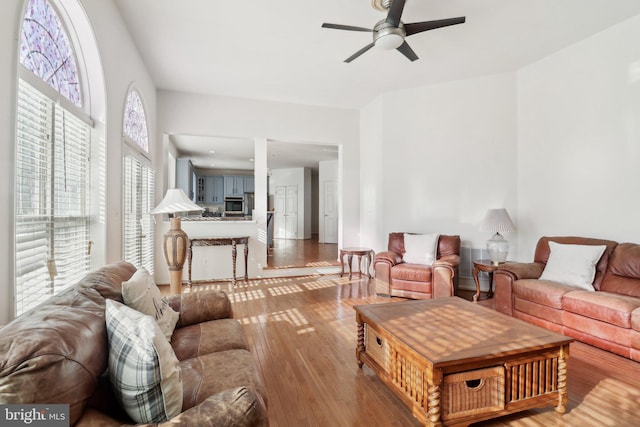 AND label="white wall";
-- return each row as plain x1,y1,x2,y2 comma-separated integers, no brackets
0,0,156,324
517,14,640,260
360,73,519,258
